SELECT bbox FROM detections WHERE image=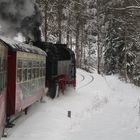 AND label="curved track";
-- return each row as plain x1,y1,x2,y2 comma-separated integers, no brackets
77,73,85,83
77,72,94,90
